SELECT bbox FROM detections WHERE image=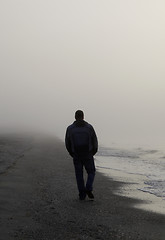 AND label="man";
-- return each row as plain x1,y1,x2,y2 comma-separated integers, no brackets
65,110,98,200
